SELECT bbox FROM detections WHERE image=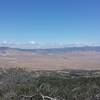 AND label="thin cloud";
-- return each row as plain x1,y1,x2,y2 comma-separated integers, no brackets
29,41,36,45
